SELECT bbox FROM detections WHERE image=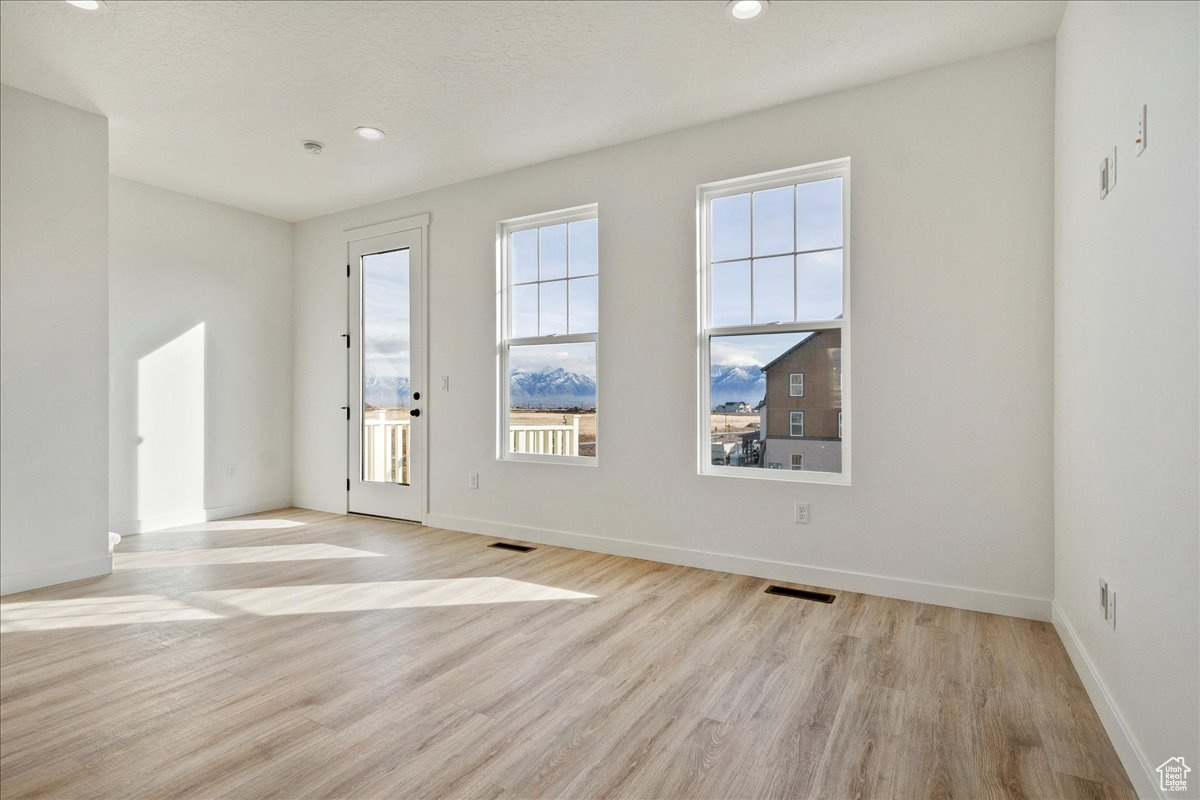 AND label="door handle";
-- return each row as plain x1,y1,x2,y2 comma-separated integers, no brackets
411,408,421,418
